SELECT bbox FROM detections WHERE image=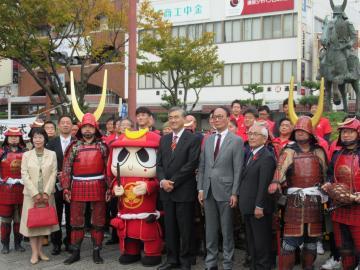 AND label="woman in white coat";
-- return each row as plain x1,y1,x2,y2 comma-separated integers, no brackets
20,127,58,264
